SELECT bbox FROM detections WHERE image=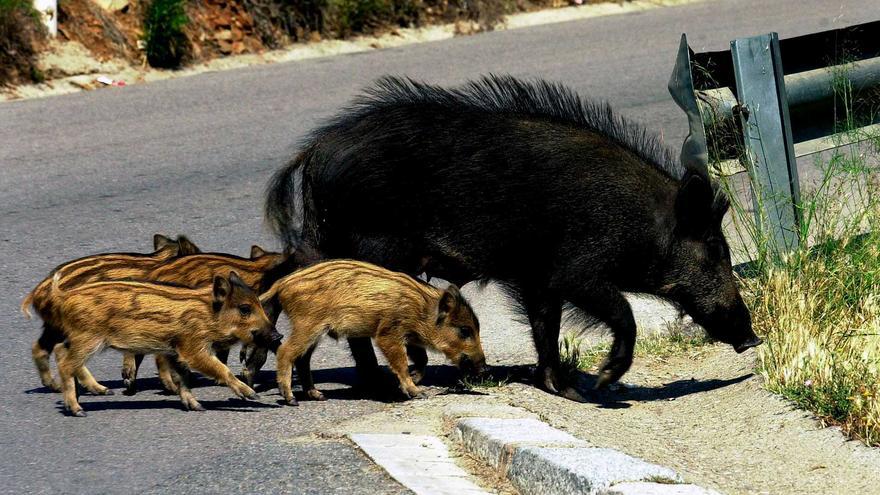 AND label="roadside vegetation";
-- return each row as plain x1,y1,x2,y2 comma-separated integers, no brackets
559,328,712,380
143,0,190,68
719,61,880,446
0,0,45,85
